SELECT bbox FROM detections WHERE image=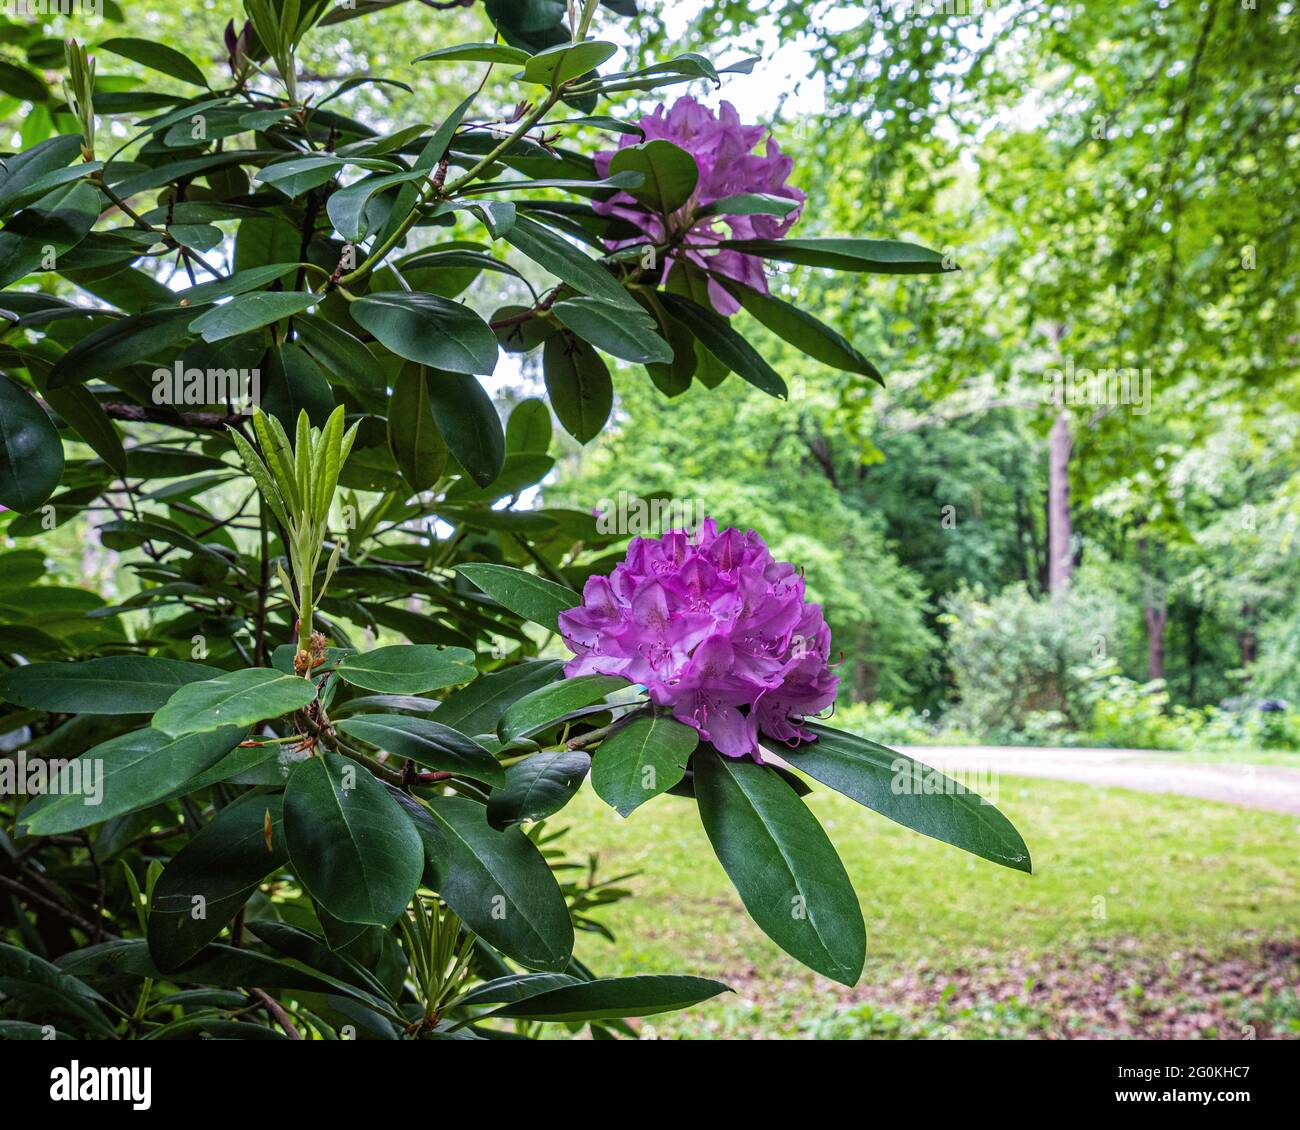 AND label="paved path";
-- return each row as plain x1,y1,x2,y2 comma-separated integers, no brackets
893,745,1300,815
